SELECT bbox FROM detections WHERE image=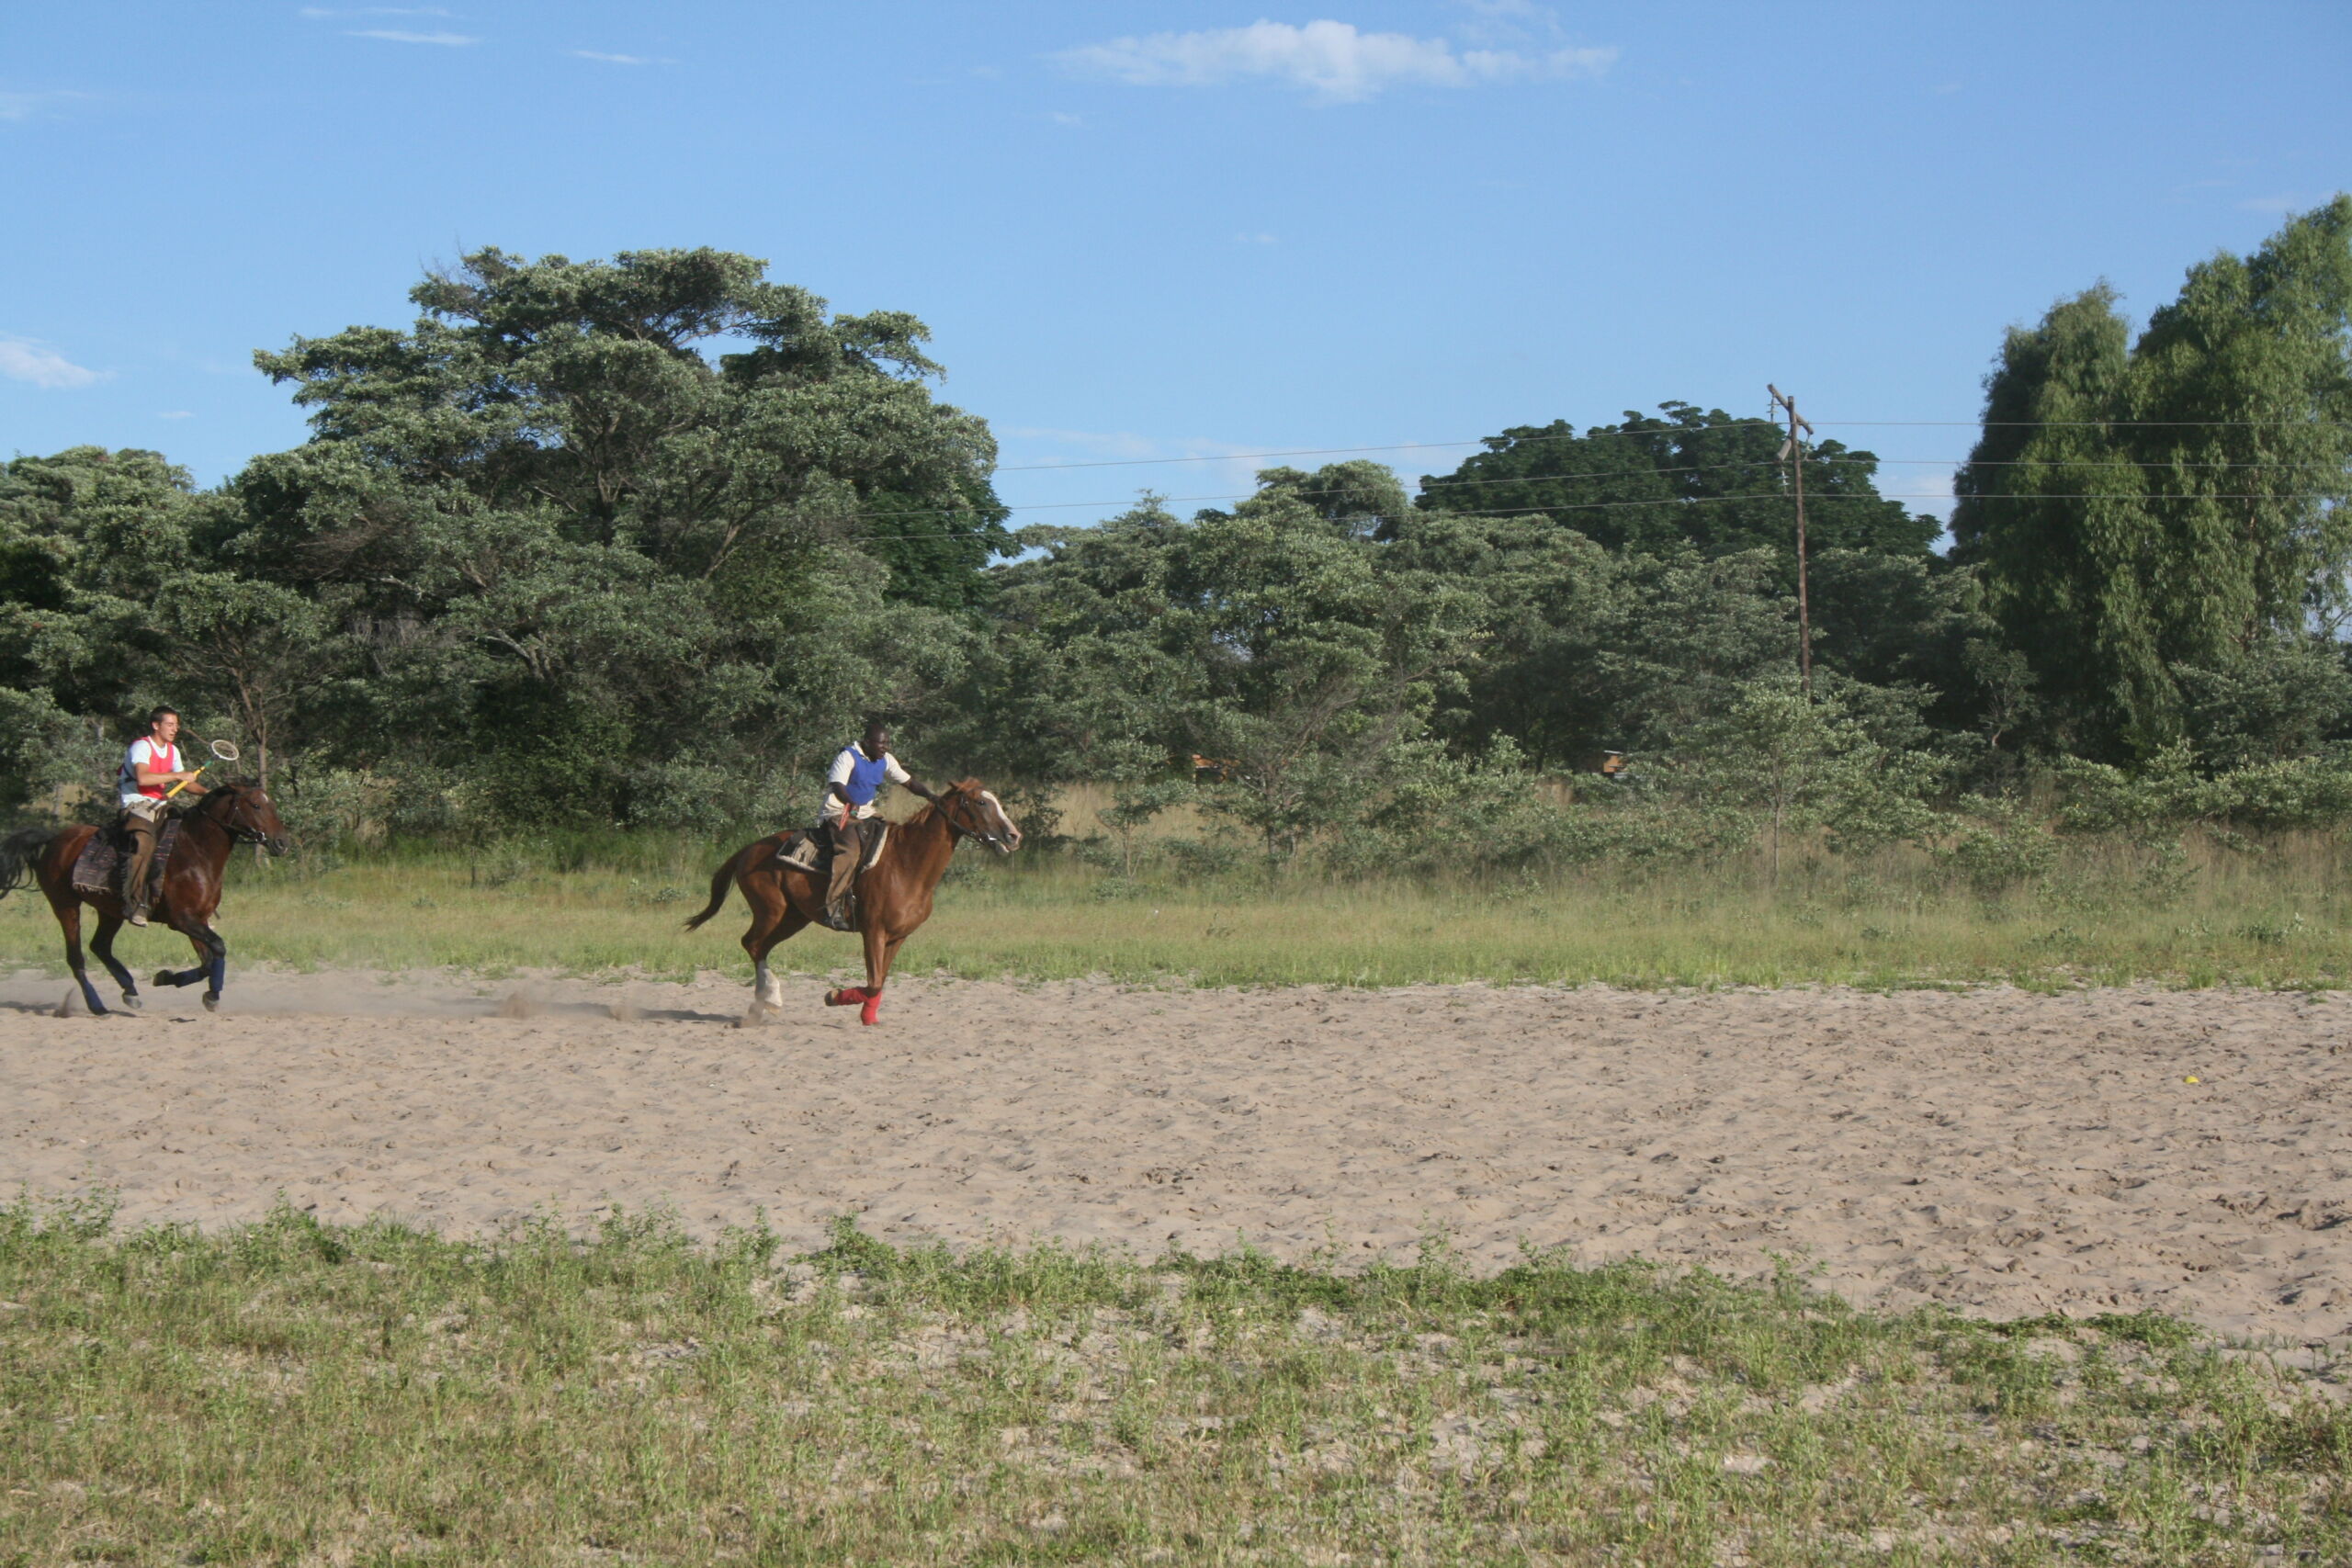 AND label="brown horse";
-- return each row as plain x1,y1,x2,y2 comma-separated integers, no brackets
684,779,1022,1025
0,783,291,1016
